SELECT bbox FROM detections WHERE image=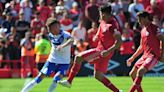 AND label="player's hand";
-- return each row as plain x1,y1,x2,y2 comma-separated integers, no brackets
93,35,98,42
126,58,134,67
101,50,110,57
127,61,131,67
56,45,63,51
